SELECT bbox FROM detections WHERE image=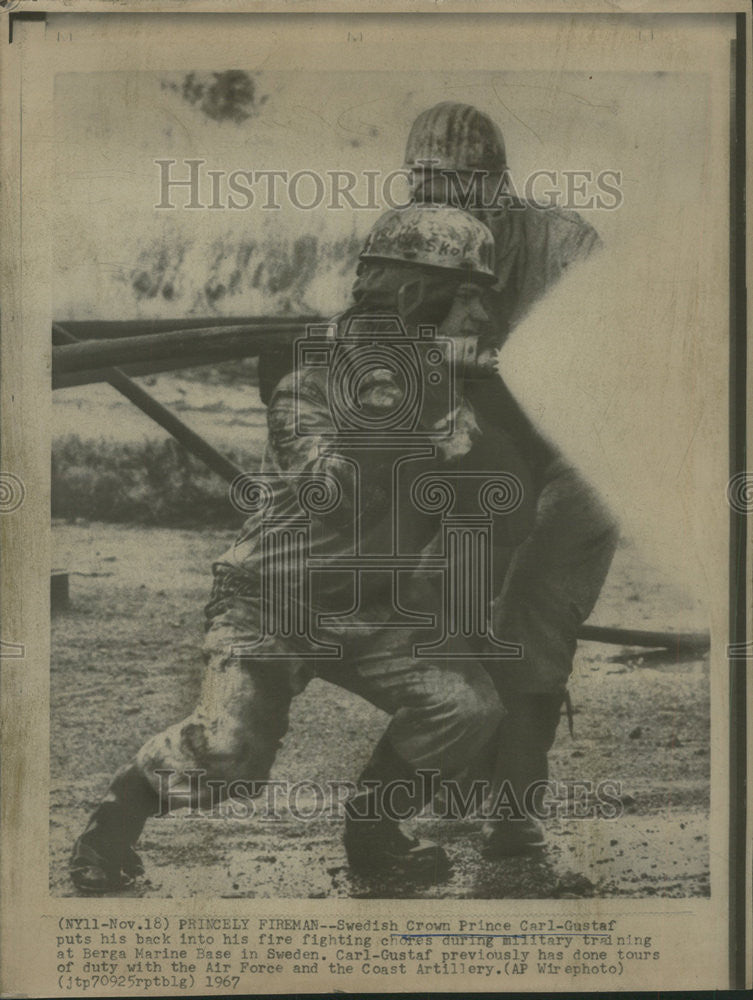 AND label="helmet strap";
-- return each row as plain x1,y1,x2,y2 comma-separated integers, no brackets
396,276,427,328
398,272,461,331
